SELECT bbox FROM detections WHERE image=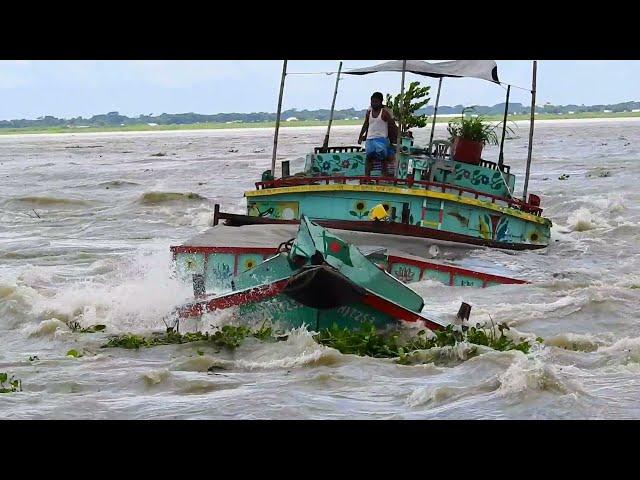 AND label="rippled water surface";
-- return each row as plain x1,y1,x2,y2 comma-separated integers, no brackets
1,121,639,419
